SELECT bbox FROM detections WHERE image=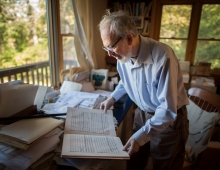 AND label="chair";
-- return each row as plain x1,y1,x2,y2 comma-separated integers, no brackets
183,87,220,169
188,87,220,112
